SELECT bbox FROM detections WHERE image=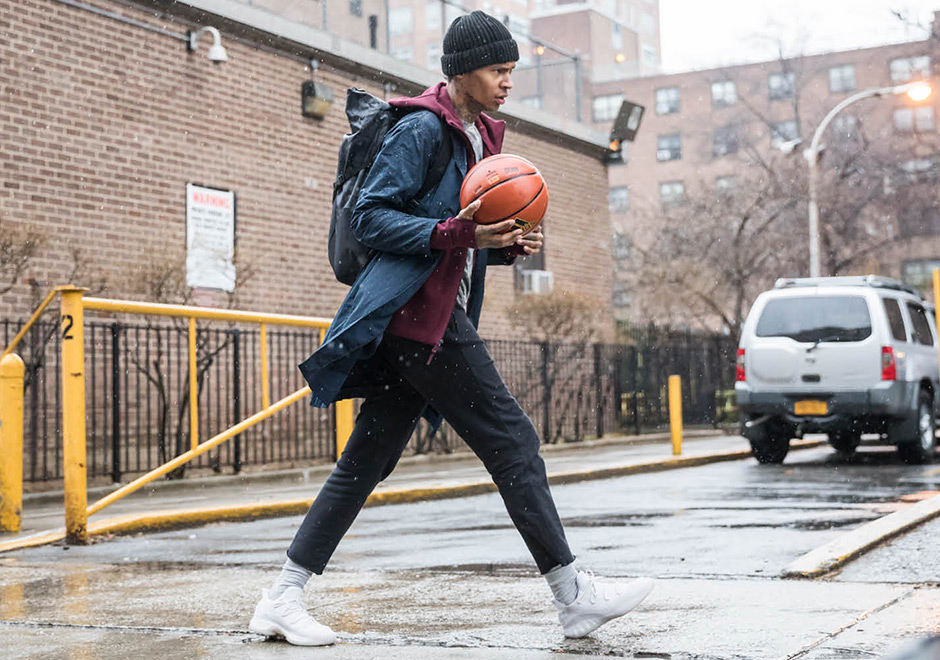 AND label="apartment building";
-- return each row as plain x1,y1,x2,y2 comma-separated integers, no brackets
235,1,662,121
599,33,940,323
